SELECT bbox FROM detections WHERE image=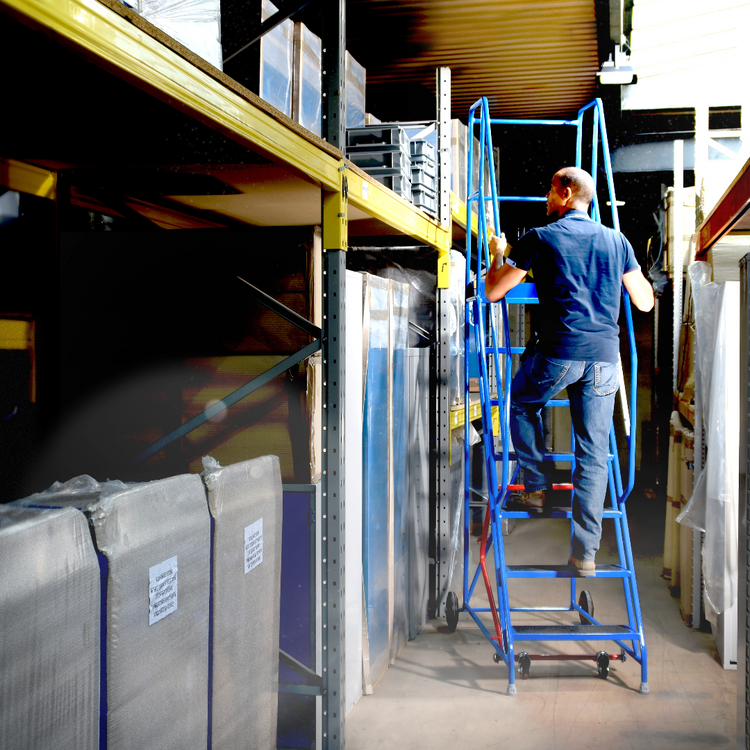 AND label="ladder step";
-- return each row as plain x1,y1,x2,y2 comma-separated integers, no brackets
512,624,636,639
493,453,615,463
506,483,572,491
505,564,630,578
